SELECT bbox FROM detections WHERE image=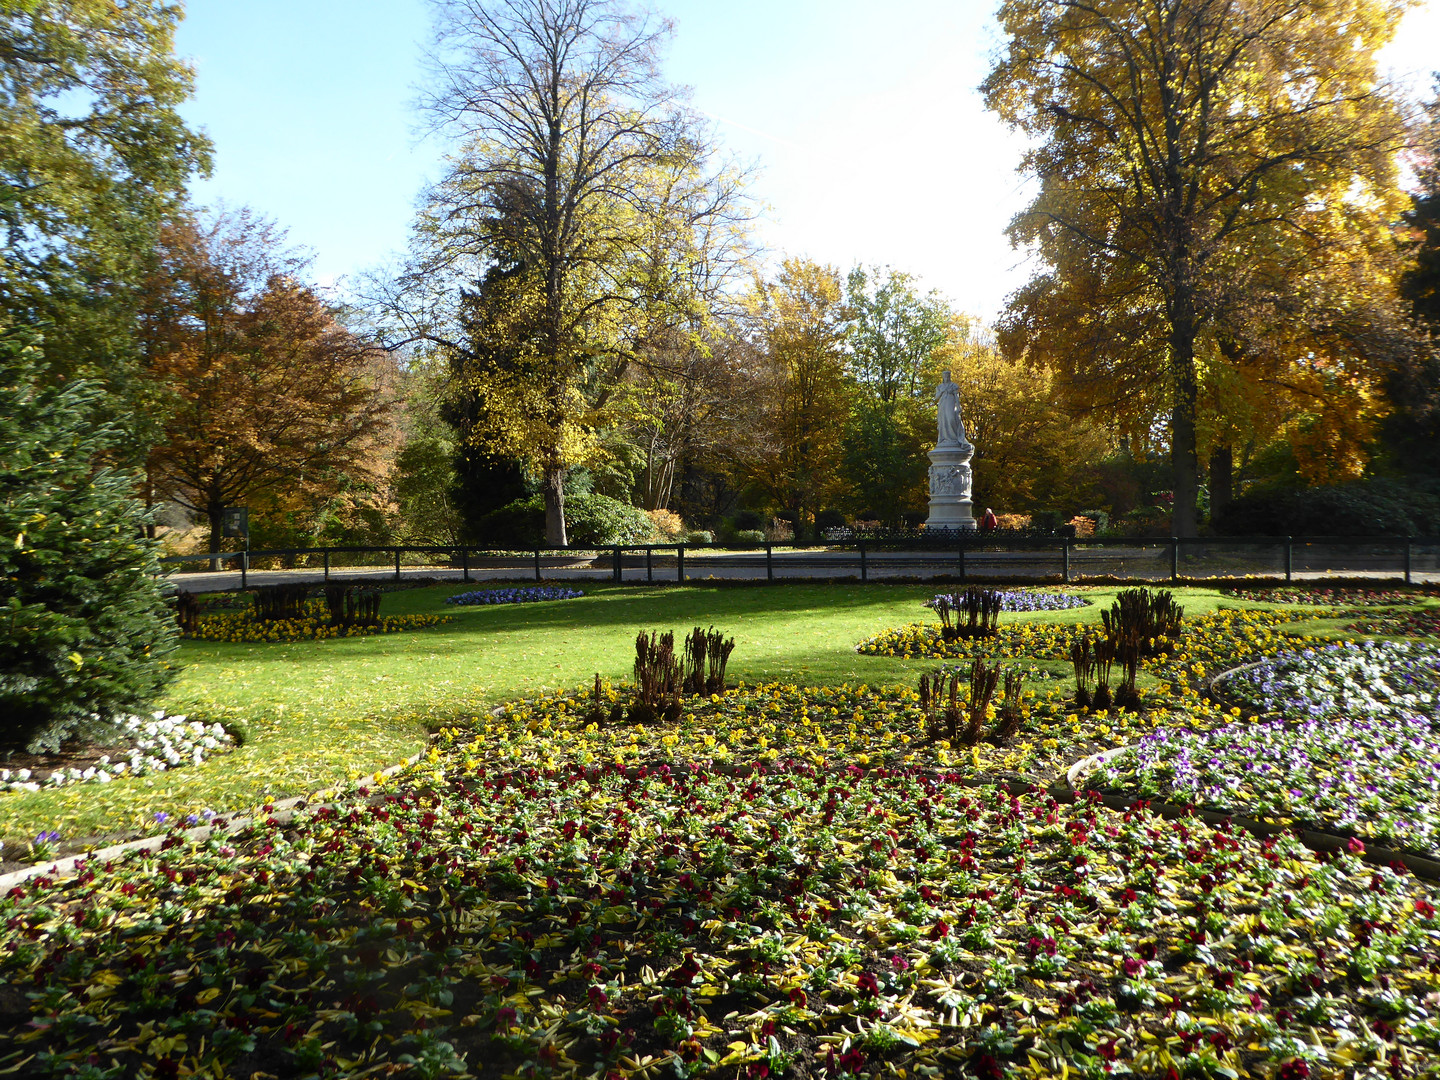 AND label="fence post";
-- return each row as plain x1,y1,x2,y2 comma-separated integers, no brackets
323,549,330,582
677,544,685,583
613,546,622,583
1062,538,1070,584
1170,537,1179,582
462,548,470,583
535,548,541,582
394,547,402,582
1405,539,1413,585
240,549,248,590
859,541,867,581
1284,537,1293,582
646,546,653,582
